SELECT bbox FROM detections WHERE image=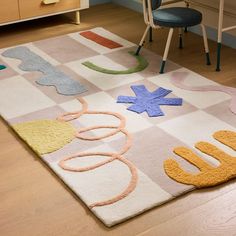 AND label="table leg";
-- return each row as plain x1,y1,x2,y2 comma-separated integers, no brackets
75,11,80,25
216,0,224,71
